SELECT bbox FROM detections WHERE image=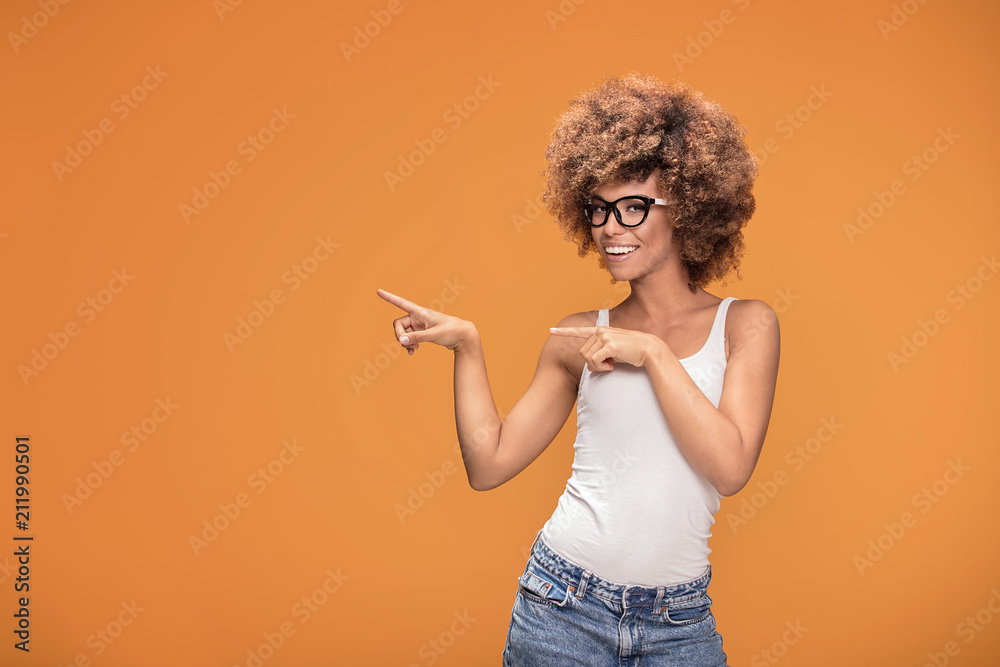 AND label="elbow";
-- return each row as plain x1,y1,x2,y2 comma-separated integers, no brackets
466,462,503,492
714,453,752,497
715,460,758,496
467,461,512,491
468,477,492,492
468,476,502,492
715,475,749,498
